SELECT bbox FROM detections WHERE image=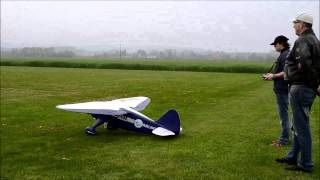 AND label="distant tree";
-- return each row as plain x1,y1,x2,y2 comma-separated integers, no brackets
136,50,147,58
